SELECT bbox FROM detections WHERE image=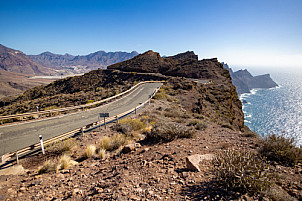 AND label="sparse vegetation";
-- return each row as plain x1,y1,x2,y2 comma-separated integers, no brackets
97,148,107,160
83,145,96,158
98,134,128,151
37,160,57,174
259,134,302,166
146,121,195,142
114,118,147,134
56,154,78,171
46,138,77,155
212,150,274,196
